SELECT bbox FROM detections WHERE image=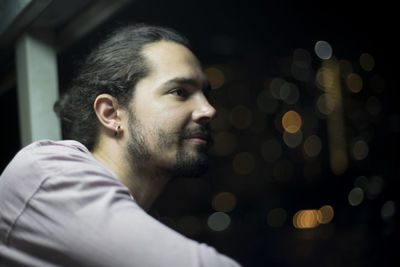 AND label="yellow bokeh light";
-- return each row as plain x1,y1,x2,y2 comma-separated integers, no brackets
204,67,225,89
293,205,334,229
212,192,237,213
346,73,363,93
293,209,319,229
317,205,334,224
